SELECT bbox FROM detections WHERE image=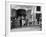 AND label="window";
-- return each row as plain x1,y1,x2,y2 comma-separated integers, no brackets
36,6,41,11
